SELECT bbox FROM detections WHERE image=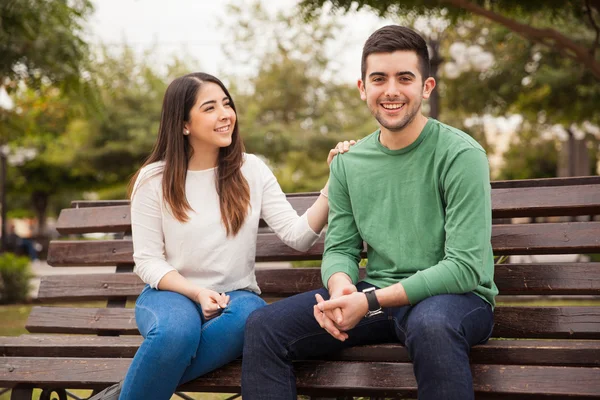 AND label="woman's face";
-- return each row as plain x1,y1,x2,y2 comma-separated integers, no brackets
184,82,236,154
